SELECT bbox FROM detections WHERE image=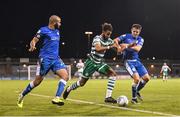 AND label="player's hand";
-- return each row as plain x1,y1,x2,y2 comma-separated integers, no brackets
129,41,137,47
29,41,36,52
120,44,128,49
111,43,118,48
29,46,36,52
